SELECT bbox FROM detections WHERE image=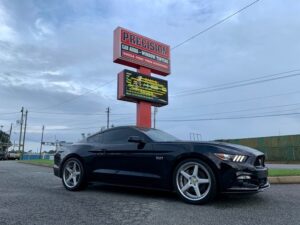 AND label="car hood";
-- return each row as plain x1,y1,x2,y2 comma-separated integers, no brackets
161,141,264,156
205,141,264,156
